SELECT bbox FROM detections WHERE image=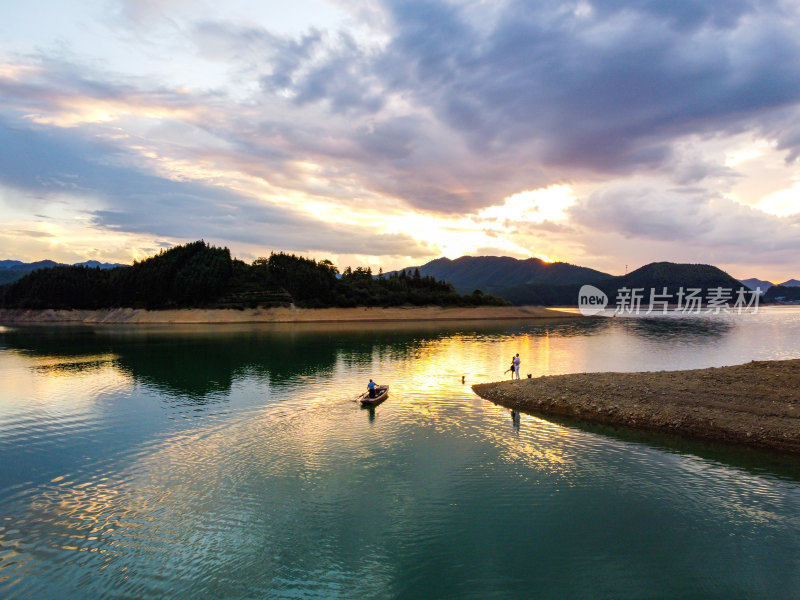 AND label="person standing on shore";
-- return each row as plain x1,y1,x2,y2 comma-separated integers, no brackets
513,353,520,380
507,356,515,379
